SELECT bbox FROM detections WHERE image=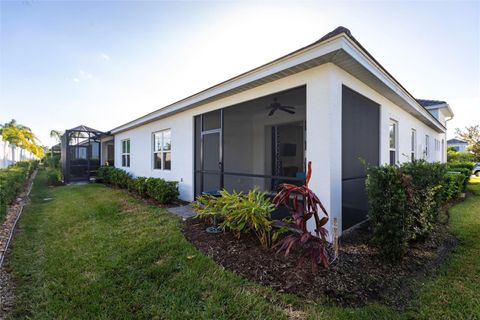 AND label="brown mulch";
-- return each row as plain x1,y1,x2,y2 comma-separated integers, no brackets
183,218,458,309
